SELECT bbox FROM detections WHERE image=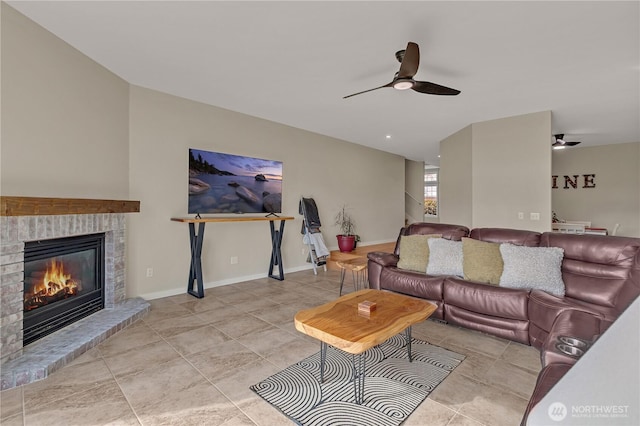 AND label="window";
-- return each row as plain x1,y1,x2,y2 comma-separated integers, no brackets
424,167,439,217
